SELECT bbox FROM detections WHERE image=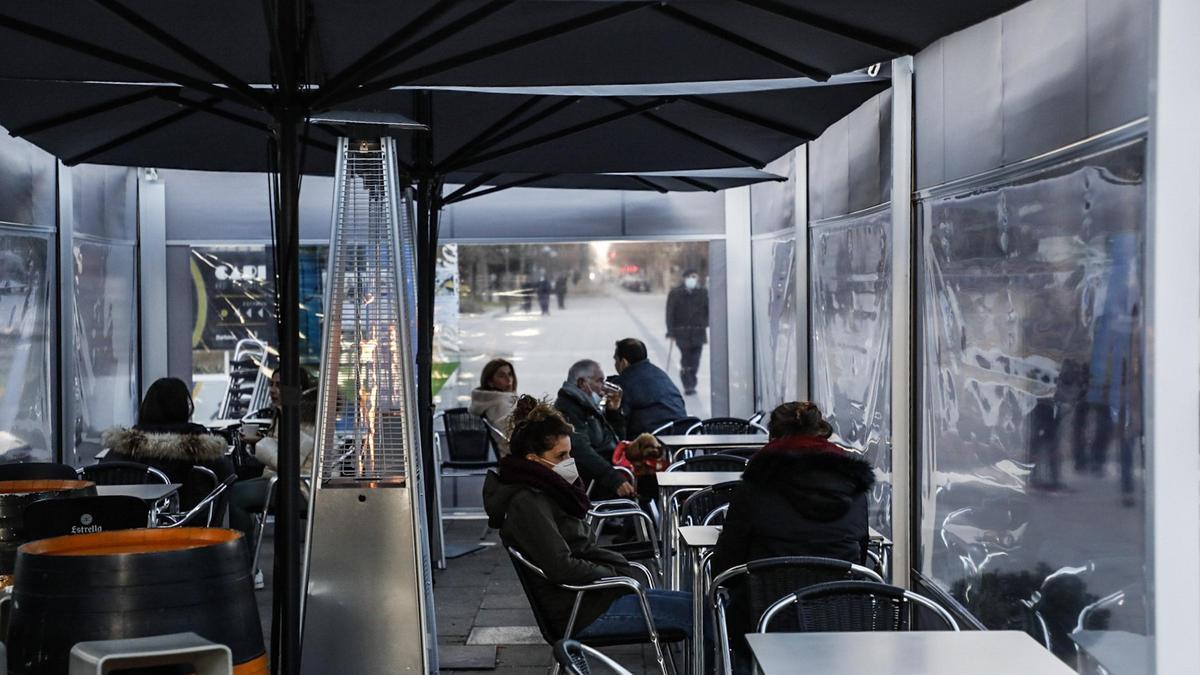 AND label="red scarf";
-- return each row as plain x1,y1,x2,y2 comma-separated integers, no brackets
753,434,847,459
